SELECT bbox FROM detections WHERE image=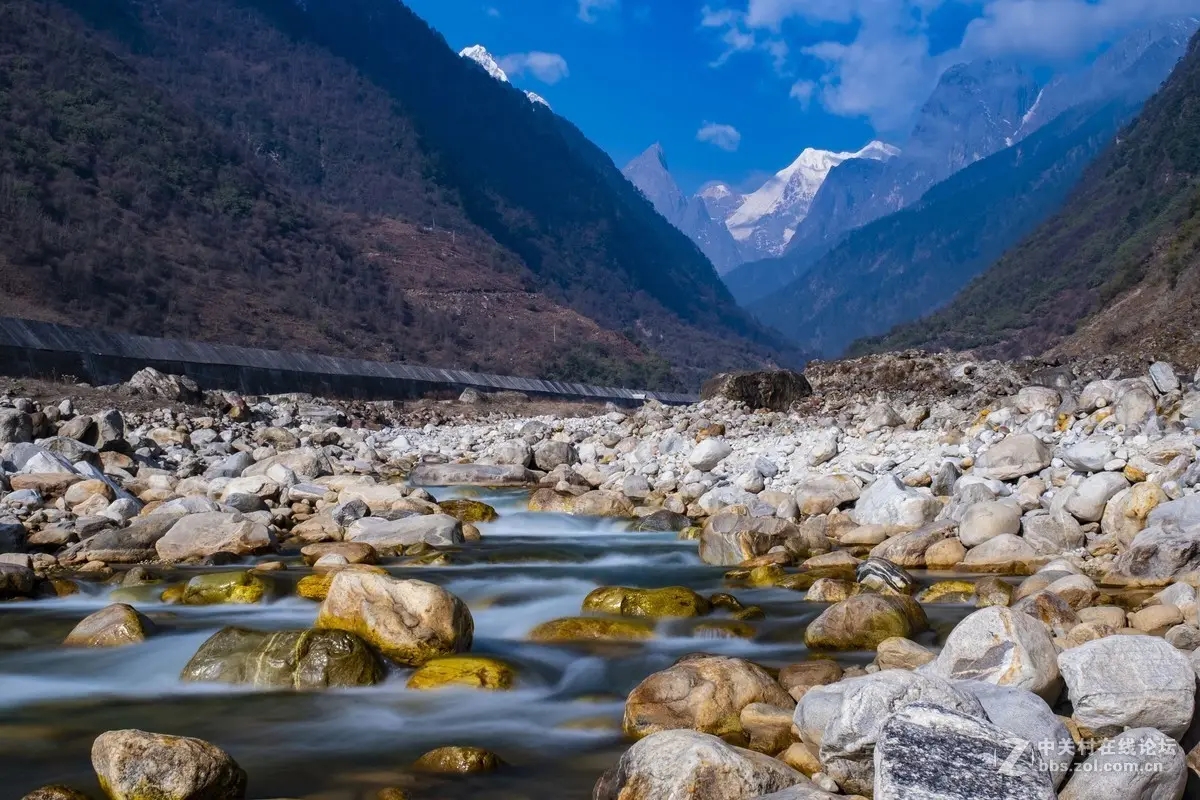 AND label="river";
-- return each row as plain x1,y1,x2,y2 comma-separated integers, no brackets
0,489,984,799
